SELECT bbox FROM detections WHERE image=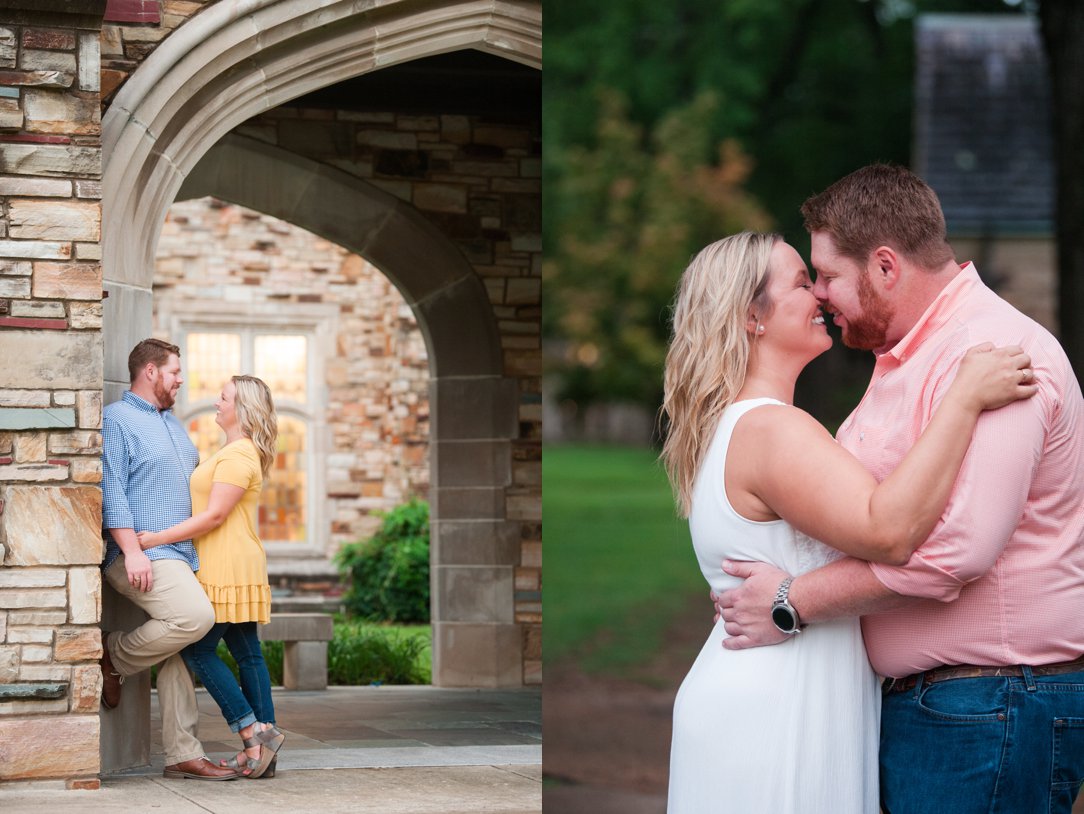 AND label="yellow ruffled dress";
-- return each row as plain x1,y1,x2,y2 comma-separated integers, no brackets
190,438,272,624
